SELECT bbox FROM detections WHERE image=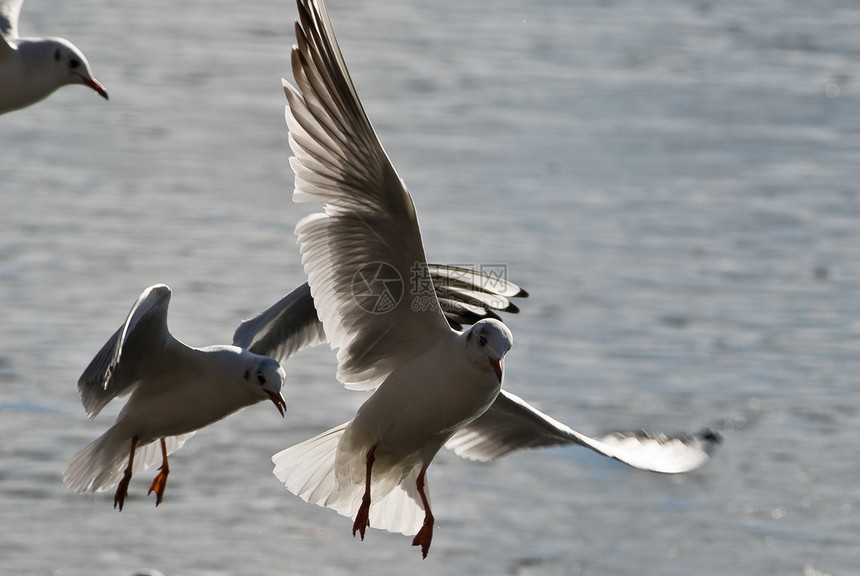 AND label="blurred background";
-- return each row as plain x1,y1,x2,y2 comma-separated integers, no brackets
1,0,858,574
